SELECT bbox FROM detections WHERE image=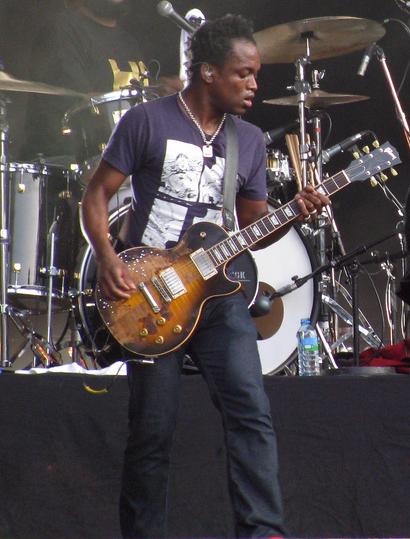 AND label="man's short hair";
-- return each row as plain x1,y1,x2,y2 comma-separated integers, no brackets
189,14,255,80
